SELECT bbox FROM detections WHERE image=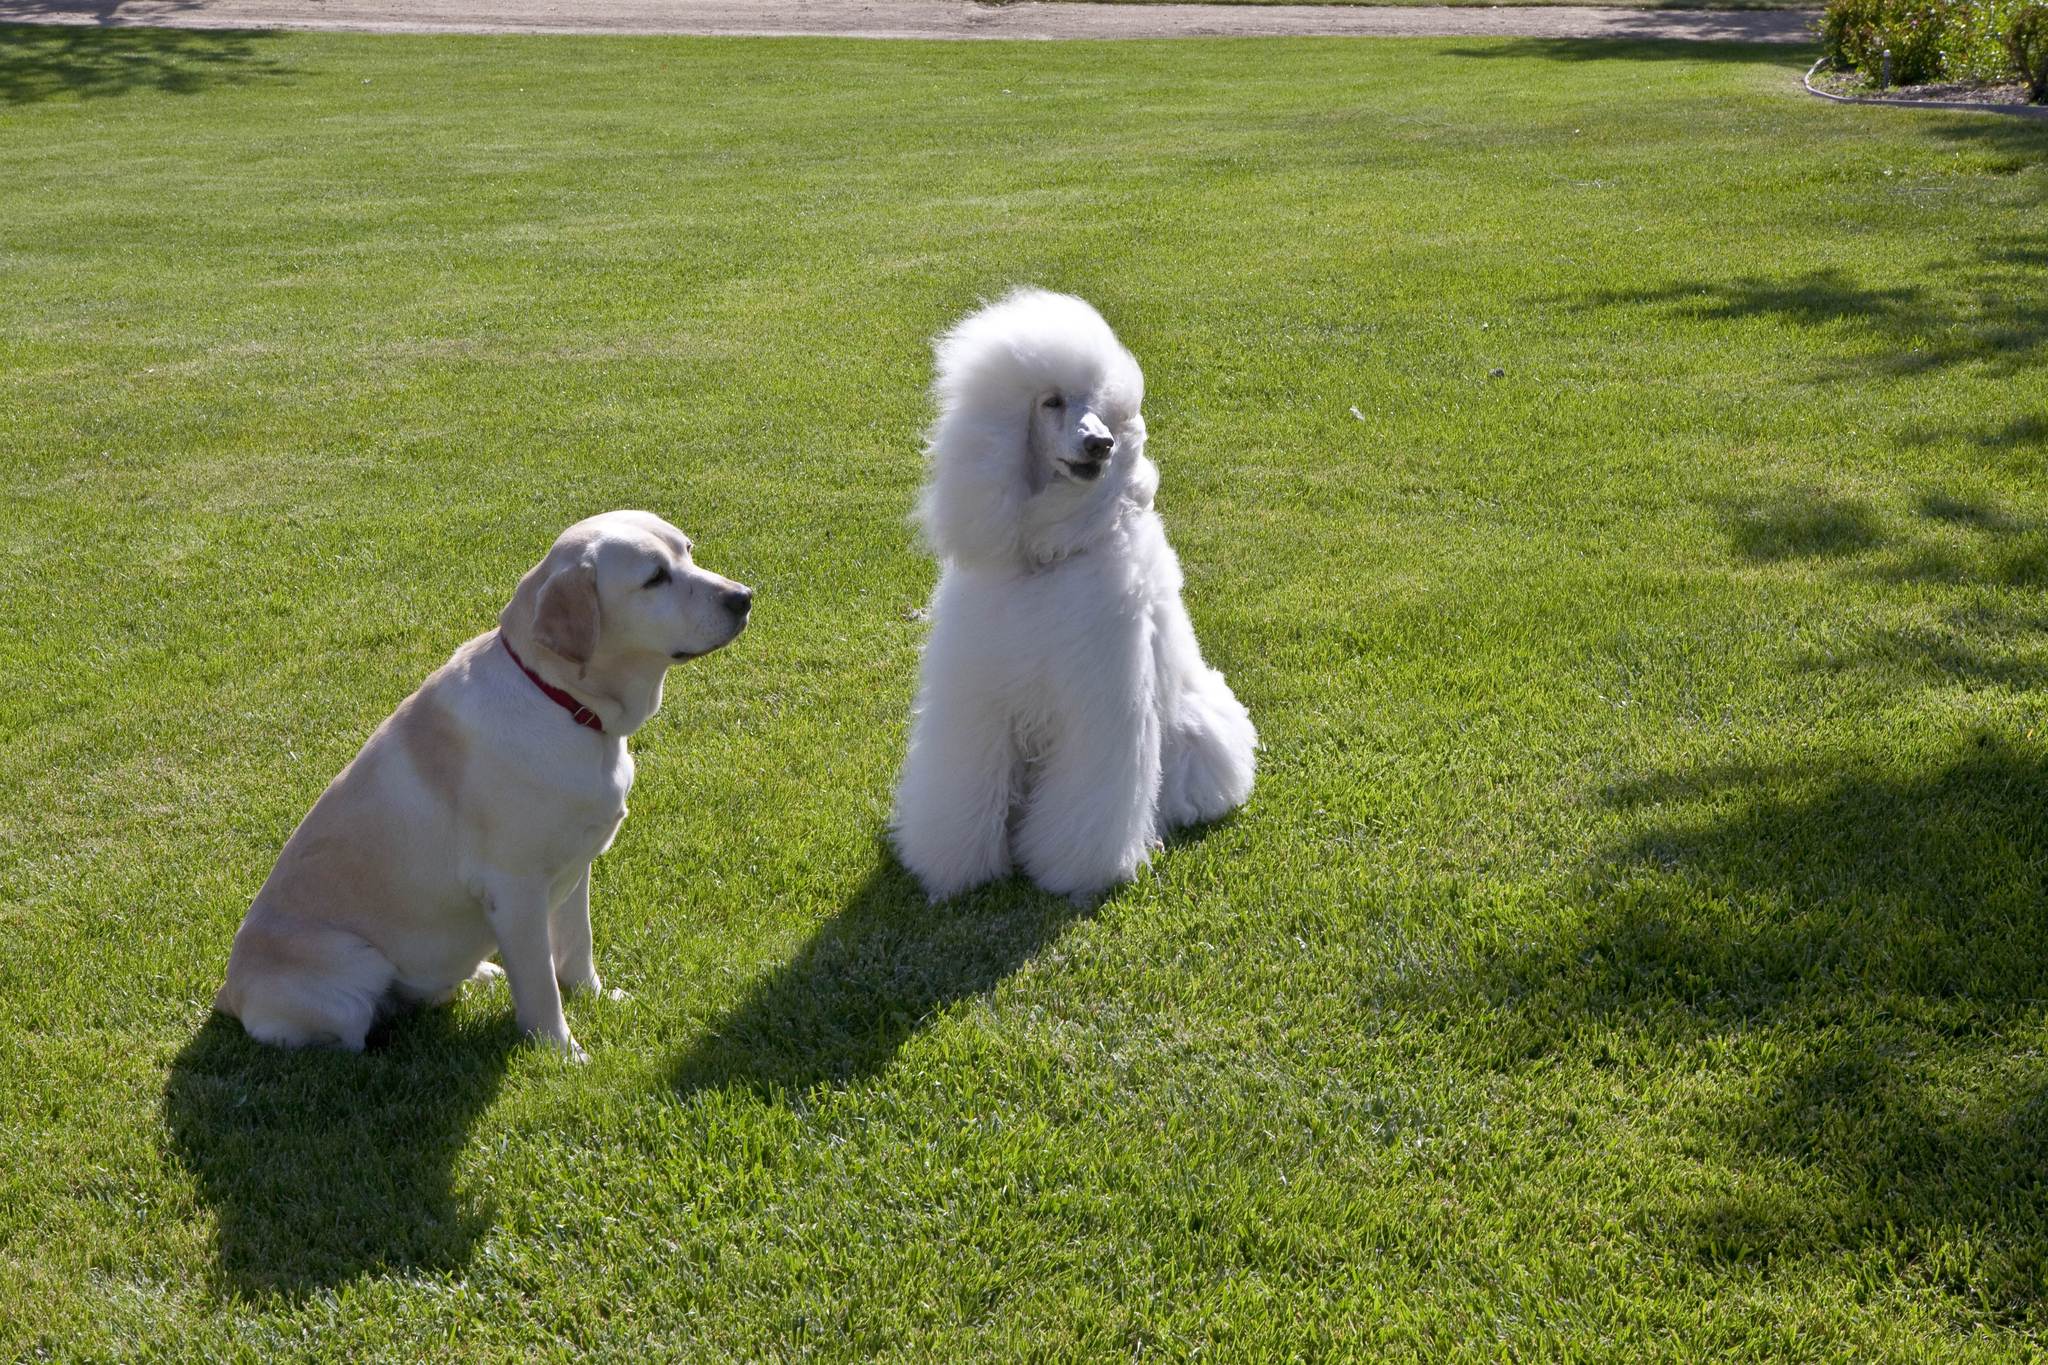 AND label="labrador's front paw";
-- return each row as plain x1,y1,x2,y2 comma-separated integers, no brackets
528,1026,588,1063
558,969,612,999
562,972,630,1004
